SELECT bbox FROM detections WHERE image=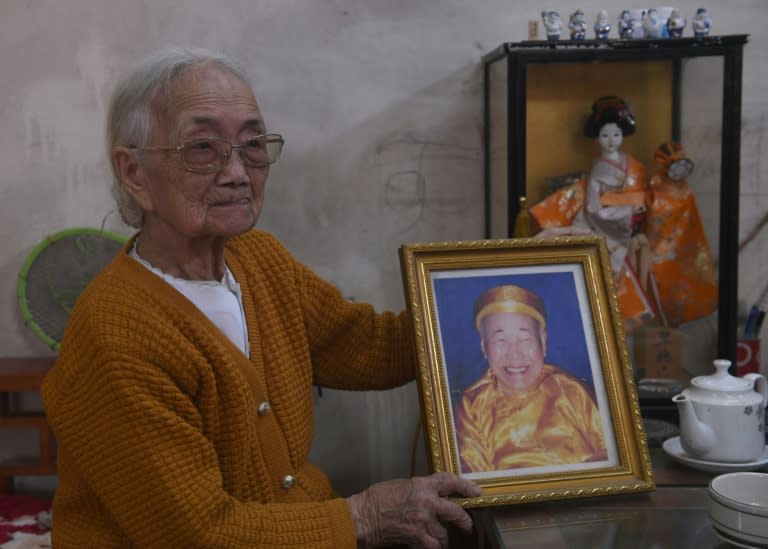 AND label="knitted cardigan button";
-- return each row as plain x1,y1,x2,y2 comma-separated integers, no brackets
282,475,295,489
257,401,270,416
